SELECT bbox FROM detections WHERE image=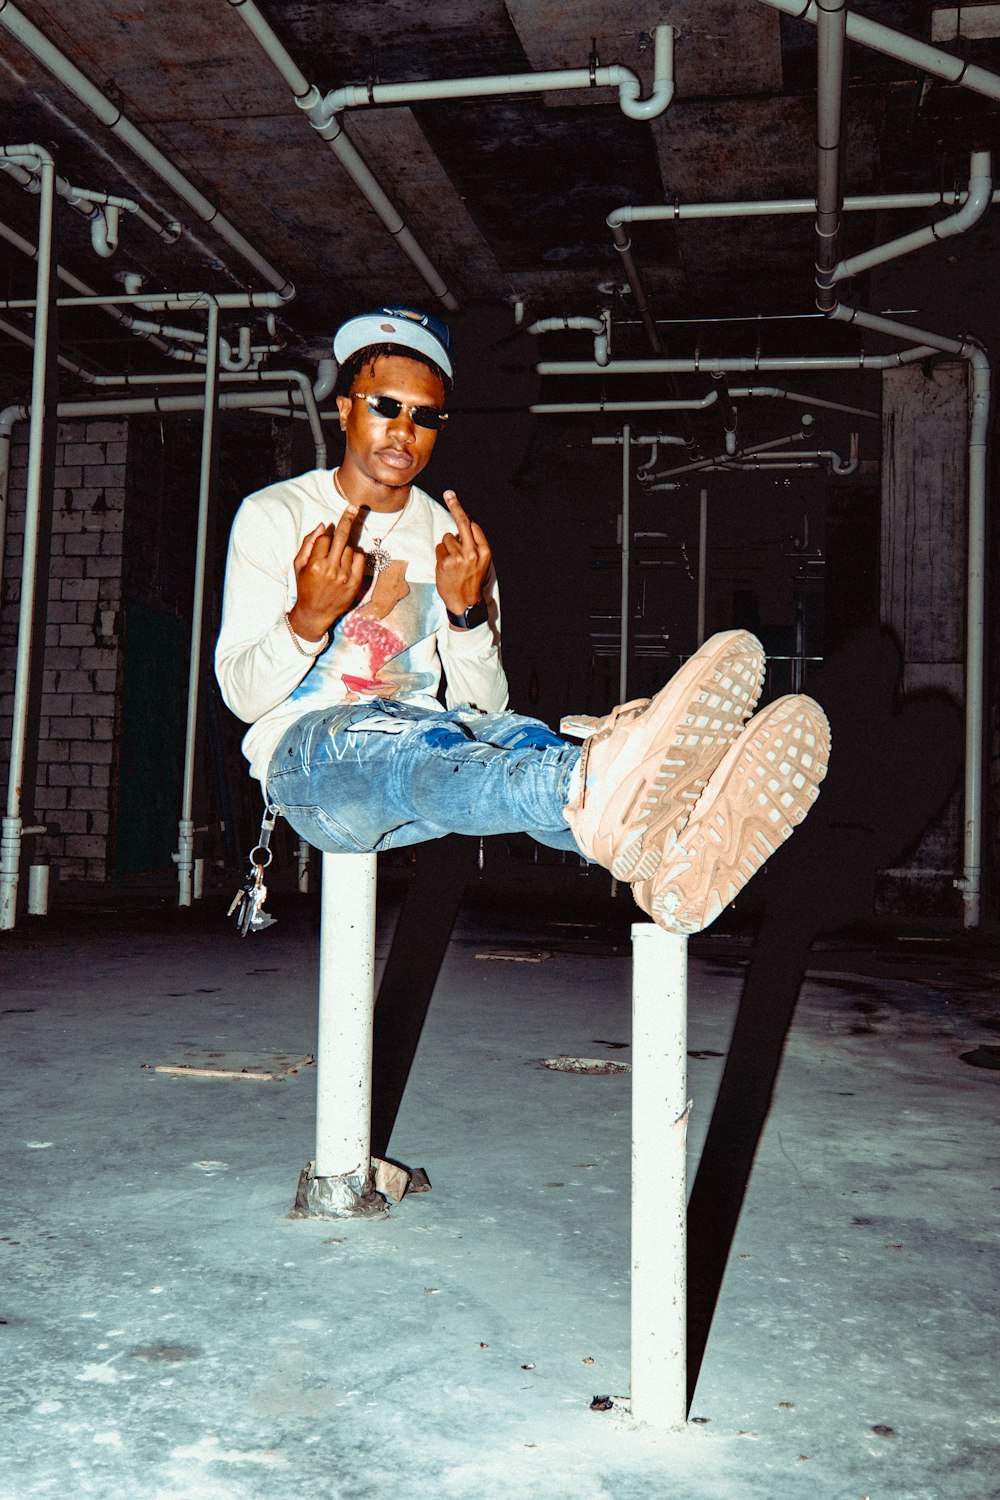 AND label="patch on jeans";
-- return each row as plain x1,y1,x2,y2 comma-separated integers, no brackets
422,723,468,748
339,712,408,735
